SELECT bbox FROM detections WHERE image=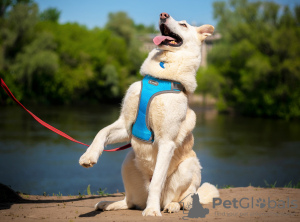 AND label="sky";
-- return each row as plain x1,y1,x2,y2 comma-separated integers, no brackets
35,0,298,29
